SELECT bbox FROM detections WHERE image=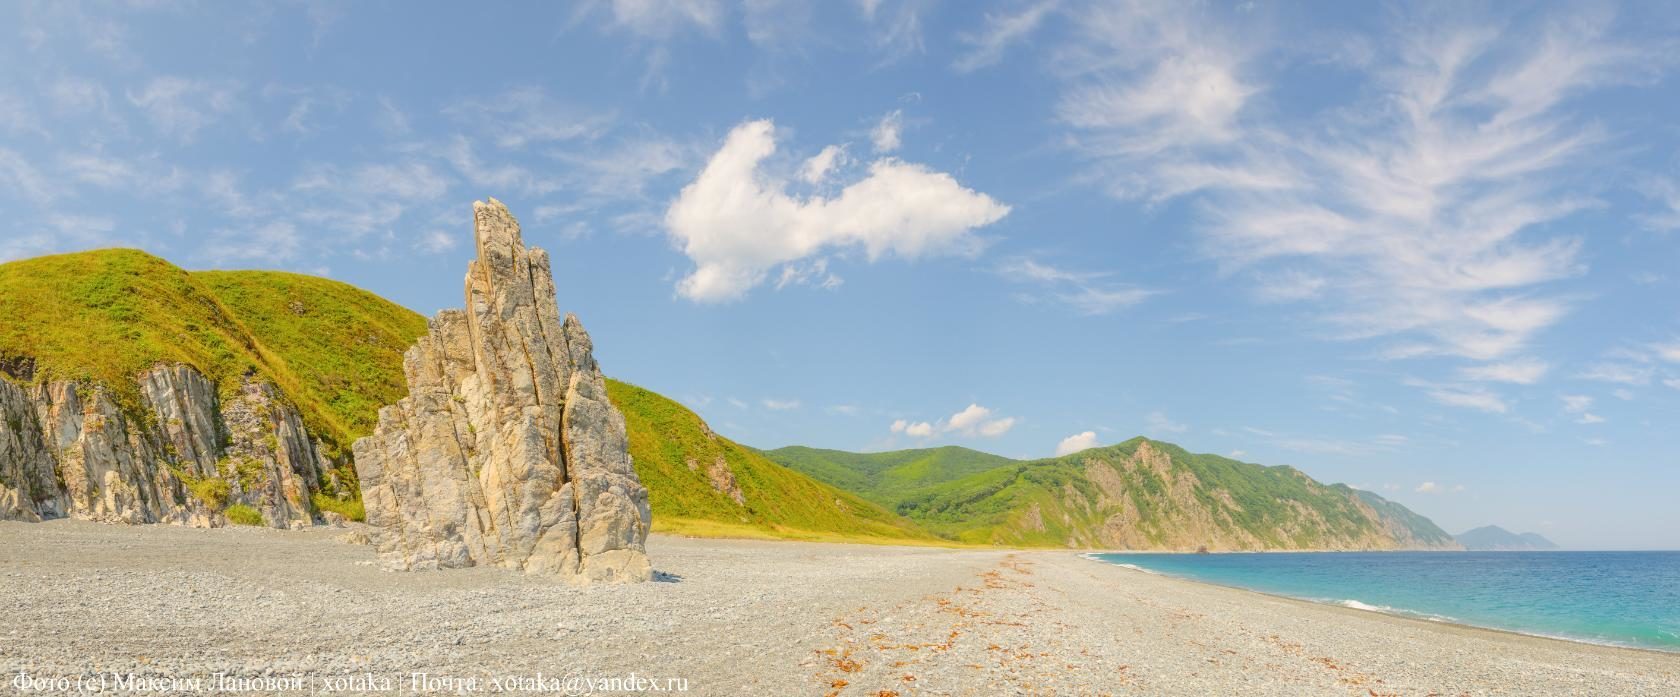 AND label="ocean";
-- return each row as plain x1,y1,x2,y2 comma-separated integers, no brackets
1089,550,1680,652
